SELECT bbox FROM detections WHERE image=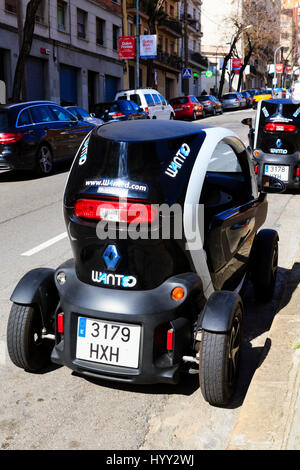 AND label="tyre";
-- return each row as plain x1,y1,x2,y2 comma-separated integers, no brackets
7,303,52,371
200,303,242,406
202,109,206,118
251,229,279,301
212,108,216,116
35,144,53,176
193,111,197,121
170,113,174,120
